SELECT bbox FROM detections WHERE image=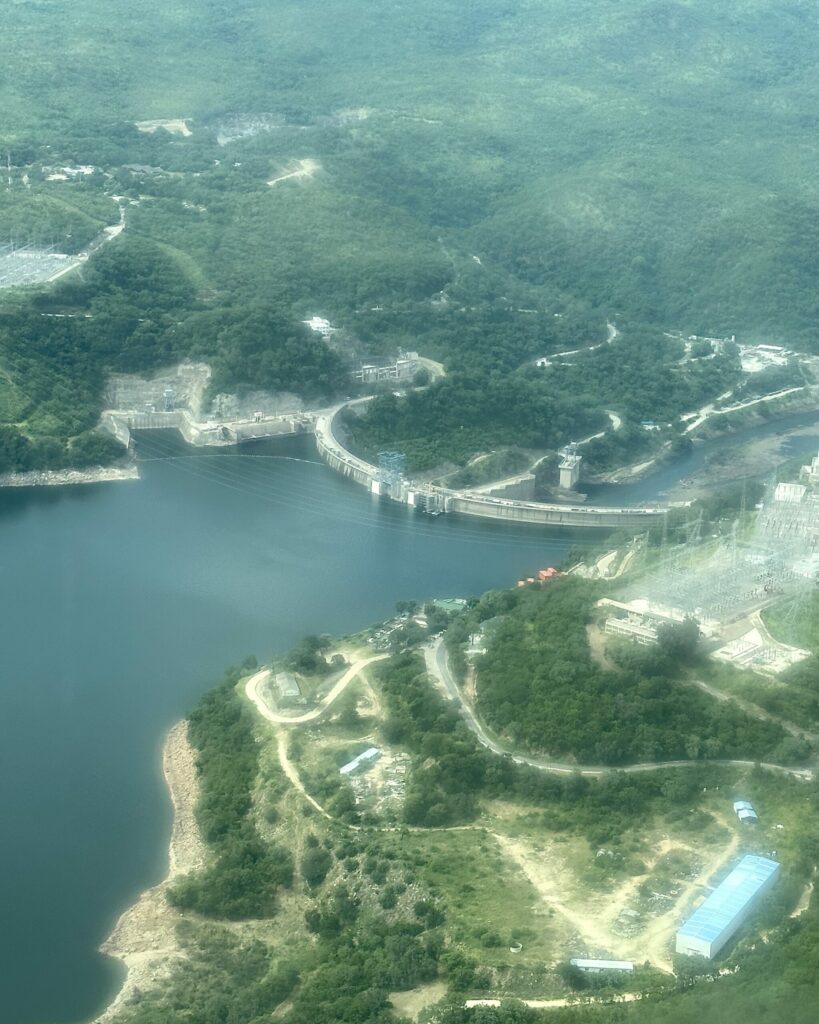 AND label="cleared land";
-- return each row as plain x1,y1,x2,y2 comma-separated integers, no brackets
135,118,192,135
267,159,321,187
